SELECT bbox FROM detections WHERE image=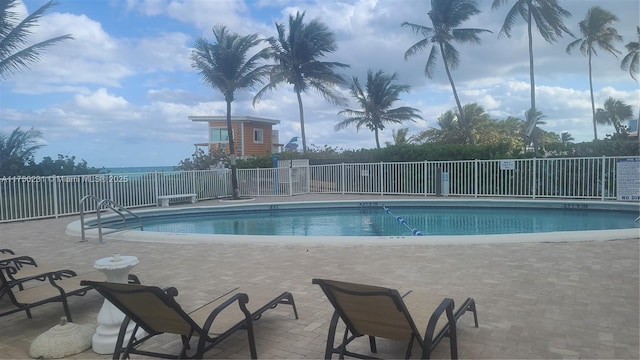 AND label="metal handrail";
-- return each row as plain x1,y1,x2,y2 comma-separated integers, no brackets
79,195,101,242
79,196,143,244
